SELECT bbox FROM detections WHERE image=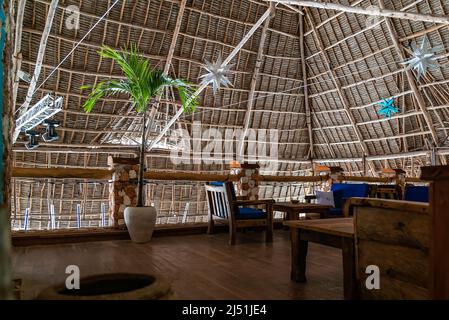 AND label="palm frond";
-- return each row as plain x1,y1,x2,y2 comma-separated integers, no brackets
82,45,198,114
82,80,132,112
